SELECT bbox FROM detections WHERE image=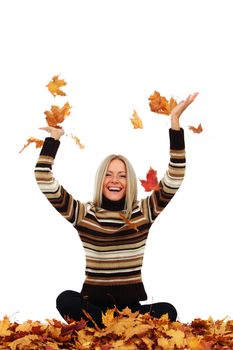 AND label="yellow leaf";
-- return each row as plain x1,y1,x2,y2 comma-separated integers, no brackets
157,337,173,350
102,307,117,327
10,334,40,350
130,110,143,129
71,134,85,149
46,75,67,97
166,328,186,348
0,316,11,337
